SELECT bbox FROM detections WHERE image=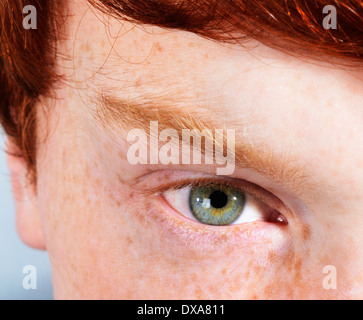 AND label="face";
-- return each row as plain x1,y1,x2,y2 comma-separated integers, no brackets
11,0,363,299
